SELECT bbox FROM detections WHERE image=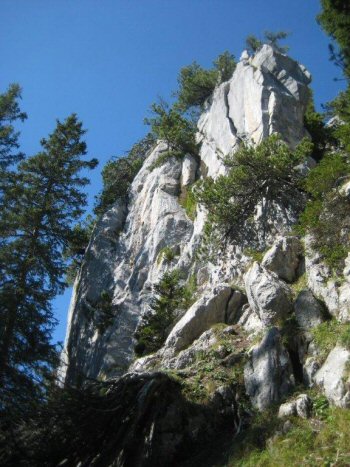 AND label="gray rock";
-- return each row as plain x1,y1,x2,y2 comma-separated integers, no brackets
226,289,248,324
244,328,295,410
261,236,302,282
294,290,327,330
245,263,293,327
237,305,264,334
303,356,320,386
314,345,350,407
180,154,198,187
278,394,312,419
162,285,232,356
